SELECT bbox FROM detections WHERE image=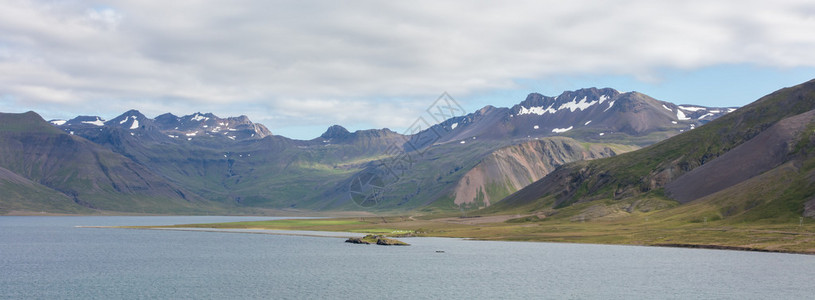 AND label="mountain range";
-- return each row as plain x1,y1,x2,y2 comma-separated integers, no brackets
1,86,742,215
493,79,815,224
